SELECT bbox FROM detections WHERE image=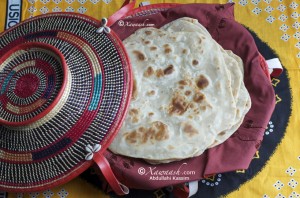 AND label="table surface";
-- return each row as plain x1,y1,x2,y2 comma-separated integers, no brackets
0,0,299,197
